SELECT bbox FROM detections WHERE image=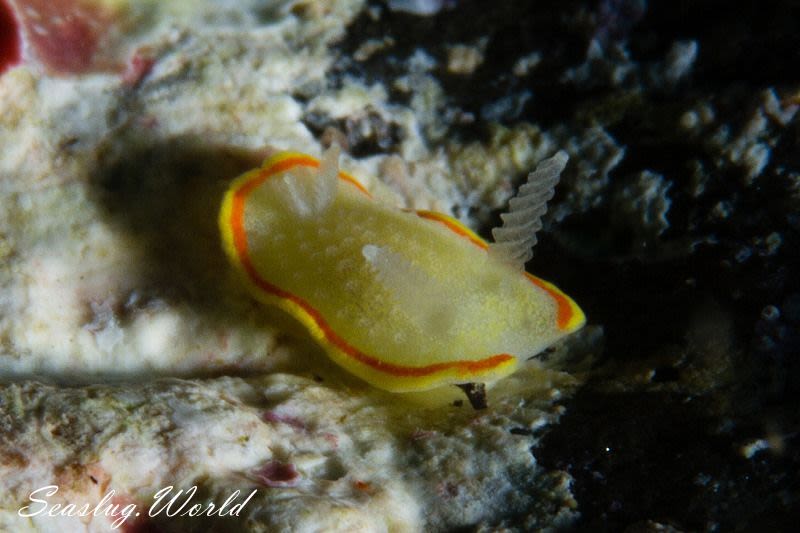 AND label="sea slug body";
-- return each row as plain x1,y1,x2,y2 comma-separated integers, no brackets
219,147,585,394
